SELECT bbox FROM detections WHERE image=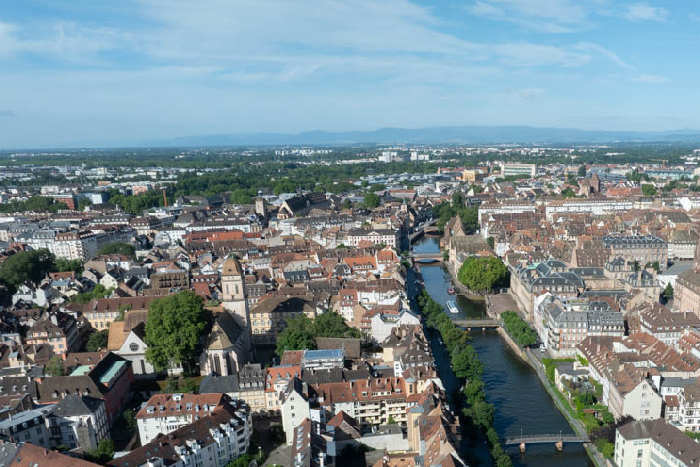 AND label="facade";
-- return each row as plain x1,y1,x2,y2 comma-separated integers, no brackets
0,406,52,446
537,296,625,357
37,352,134,425
500,163,536,178
221,256,249,328
545,198,634,221
200,312,248,376
25,312,79,355
281,380,312,445
603,234,668,272
608,378,663,421
615,419,700,467
346,229,398,248
49,395,109,451
110,400,252,467
136,393,229,445
675,245,700,317
115,322,155,377
199,364,266,412
250,296,317,344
